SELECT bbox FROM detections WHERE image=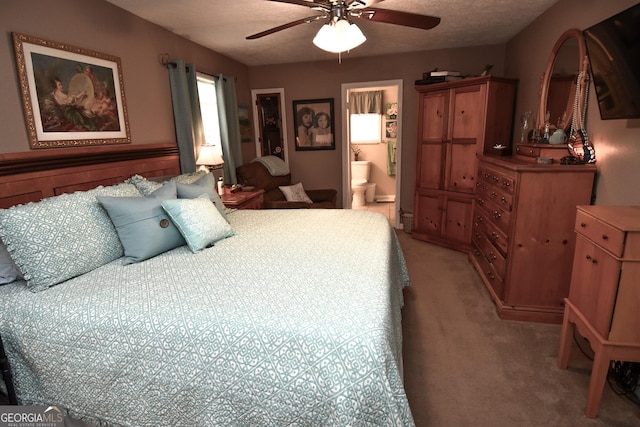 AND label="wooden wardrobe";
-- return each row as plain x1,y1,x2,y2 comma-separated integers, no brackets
413,76,517,252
